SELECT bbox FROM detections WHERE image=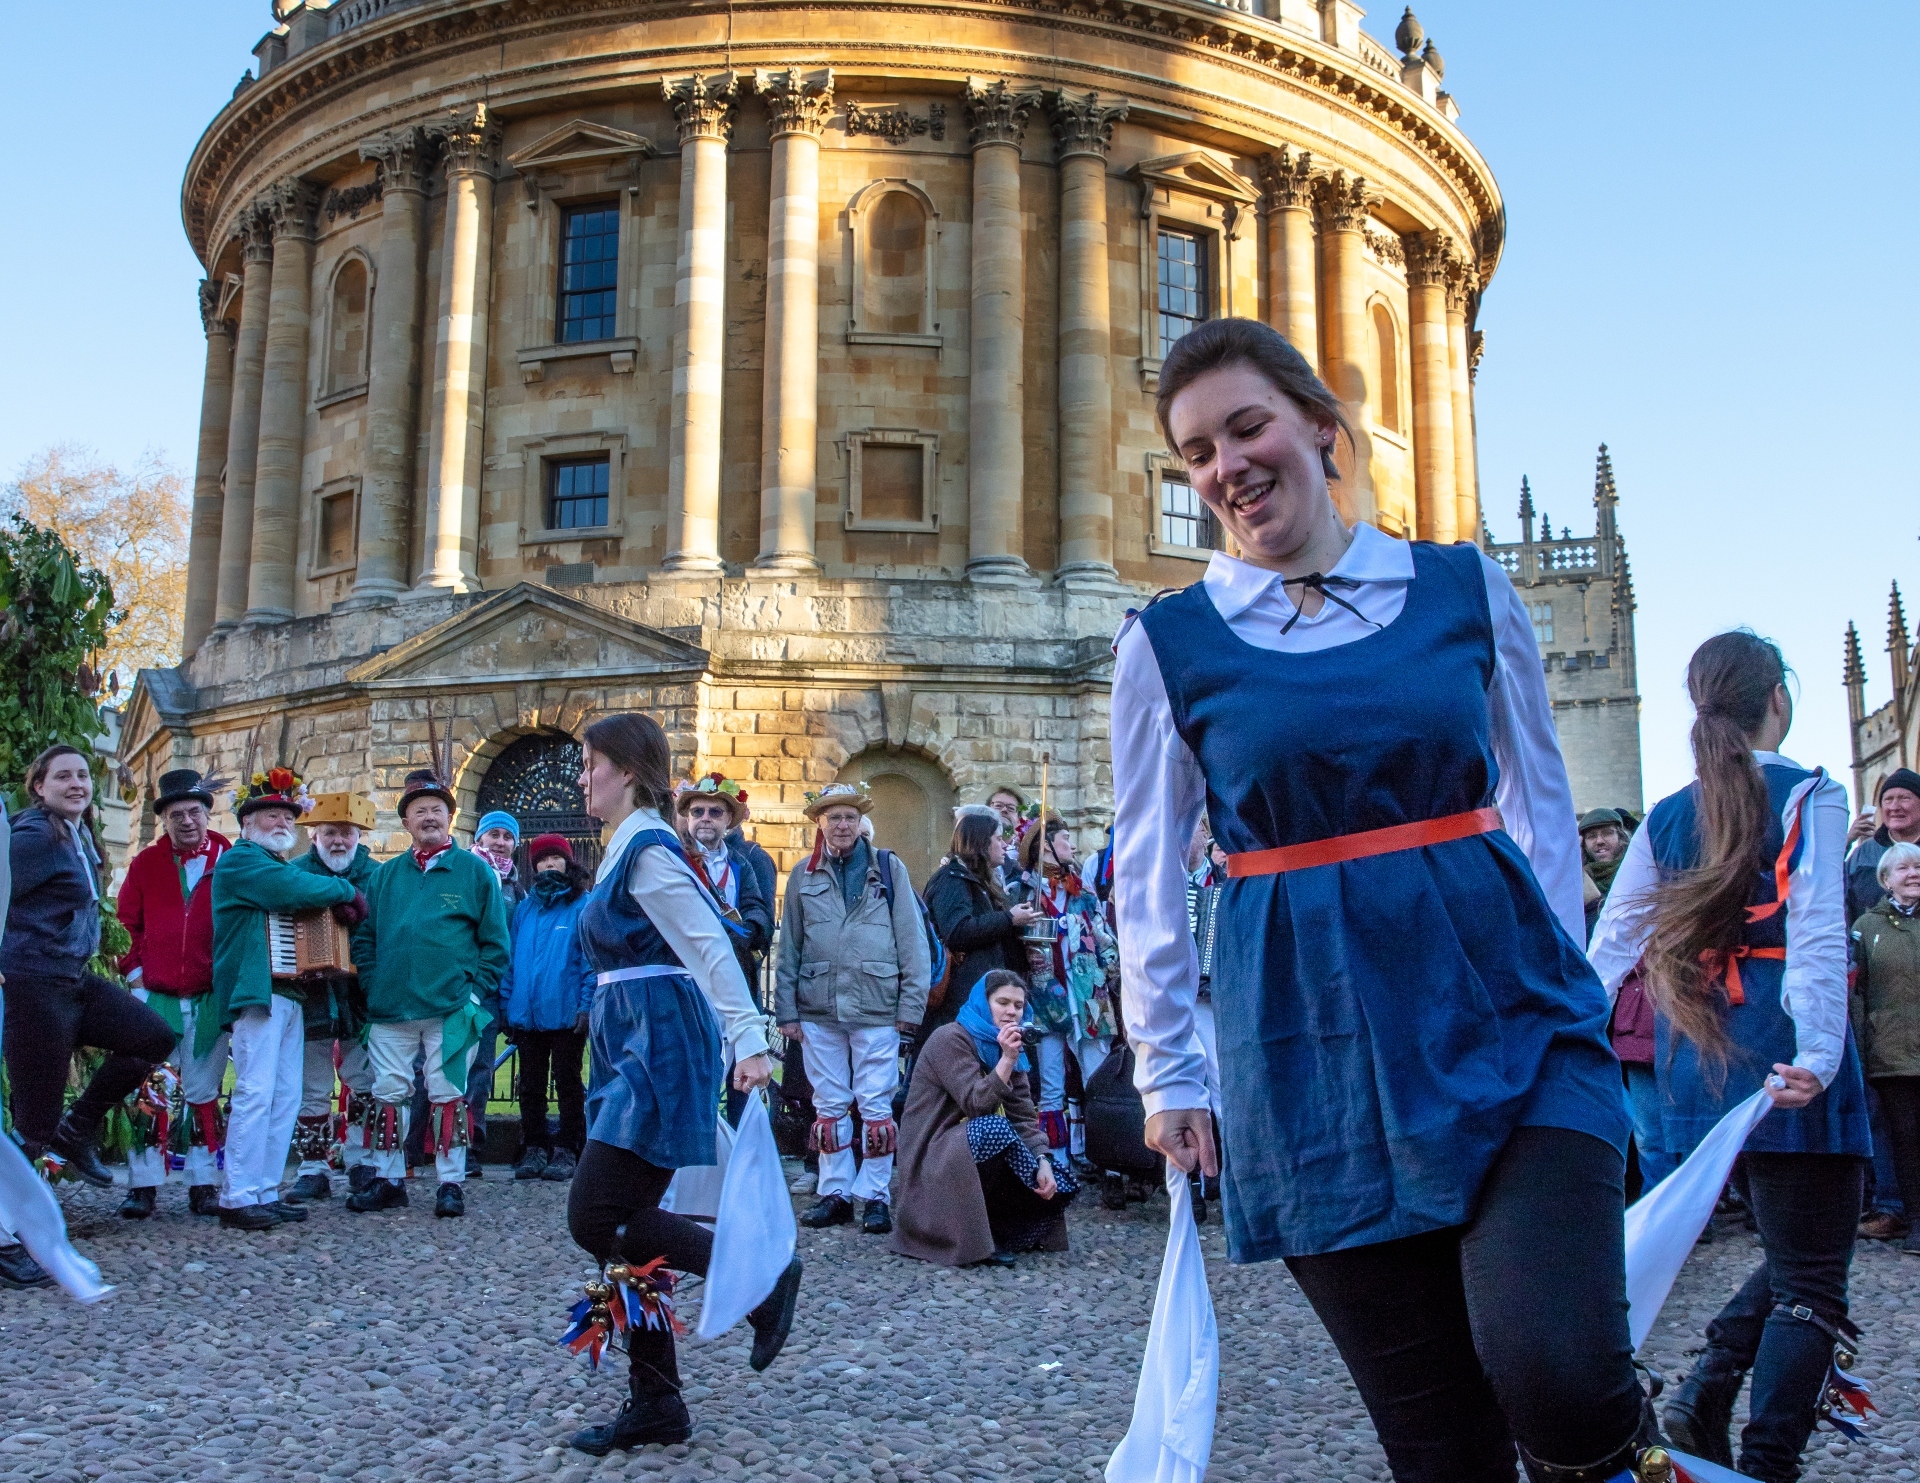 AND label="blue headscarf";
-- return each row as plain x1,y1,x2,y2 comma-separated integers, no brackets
956,976,1033,1072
